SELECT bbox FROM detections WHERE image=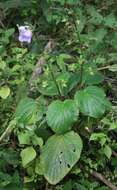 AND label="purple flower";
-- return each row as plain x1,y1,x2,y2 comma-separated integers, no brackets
18,26,32,43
